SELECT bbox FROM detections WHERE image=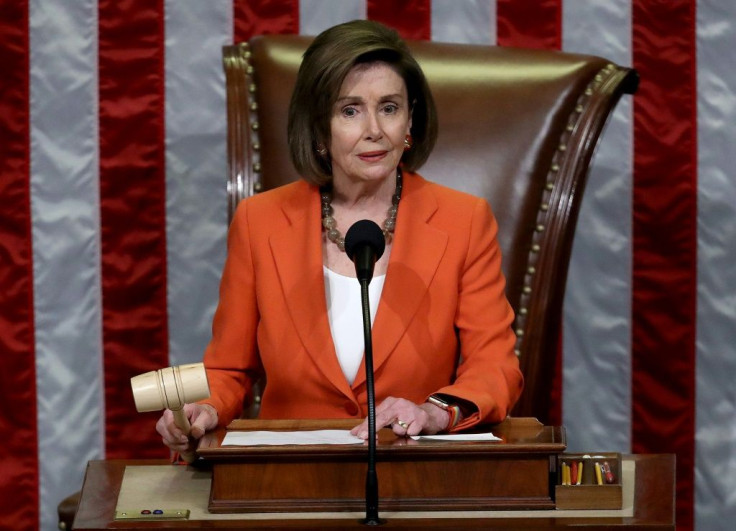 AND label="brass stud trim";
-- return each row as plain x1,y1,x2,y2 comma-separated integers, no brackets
516,63,611,363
